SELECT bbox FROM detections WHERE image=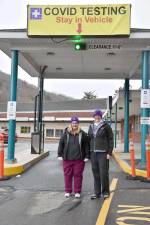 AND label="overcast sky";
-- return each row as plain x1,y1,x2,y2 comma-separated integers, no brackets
0,0,149,99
